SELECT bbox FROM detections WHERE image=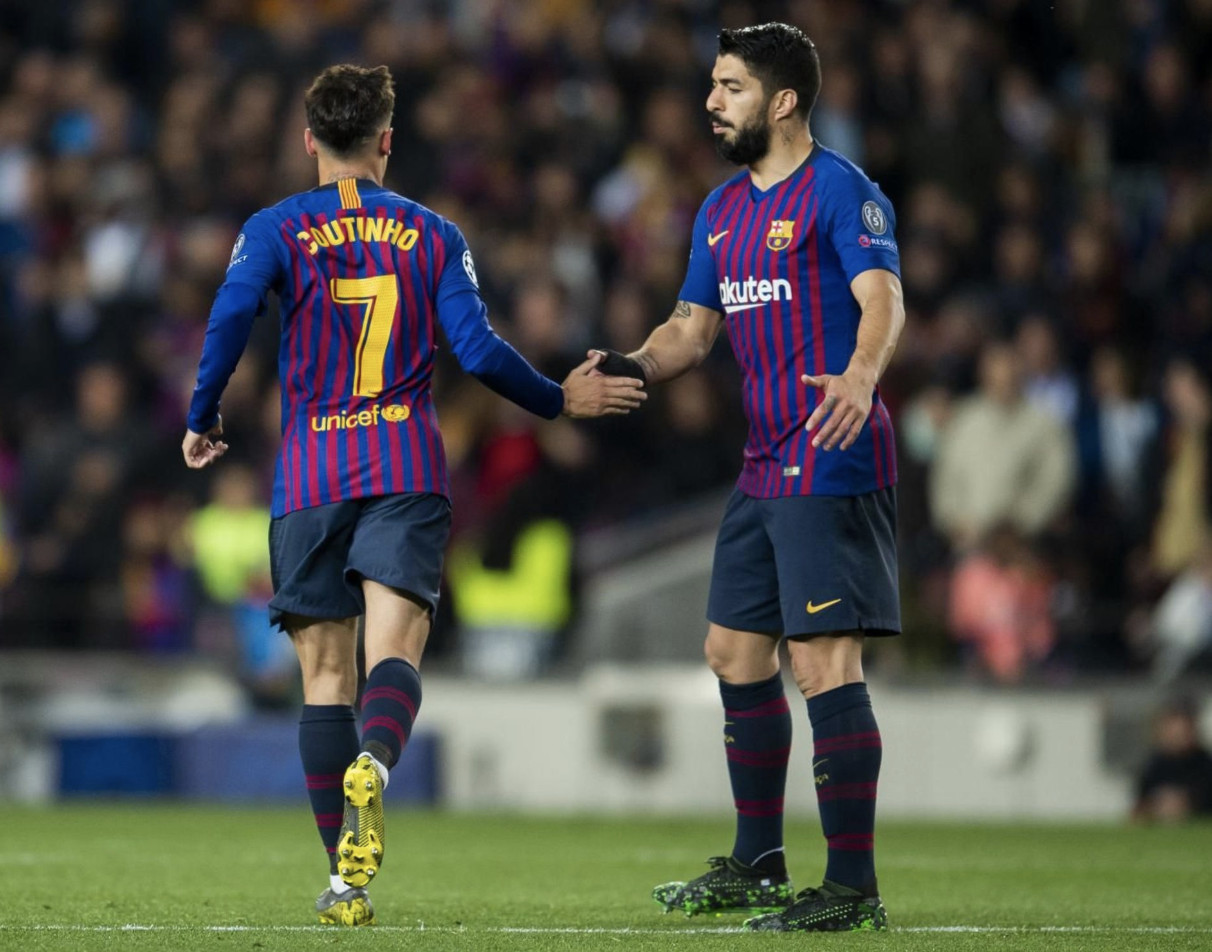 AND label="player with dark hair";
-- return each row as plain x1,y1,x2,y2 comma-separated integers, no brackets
183,64,645,926
595,24,903,932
